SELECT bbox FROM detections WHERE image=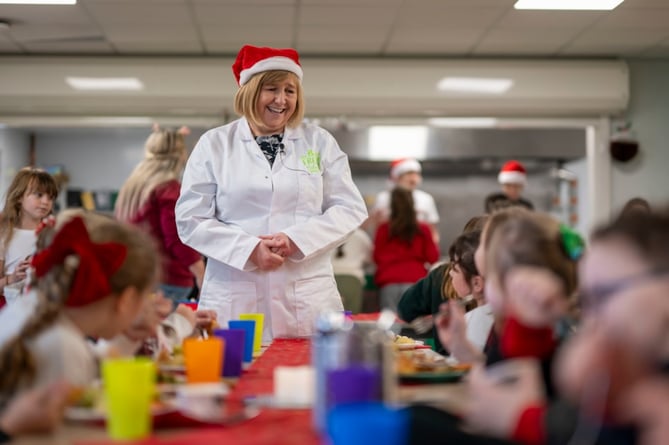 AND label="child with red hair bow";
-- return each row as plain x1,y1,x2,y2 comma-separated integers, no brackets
0,212,160,409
